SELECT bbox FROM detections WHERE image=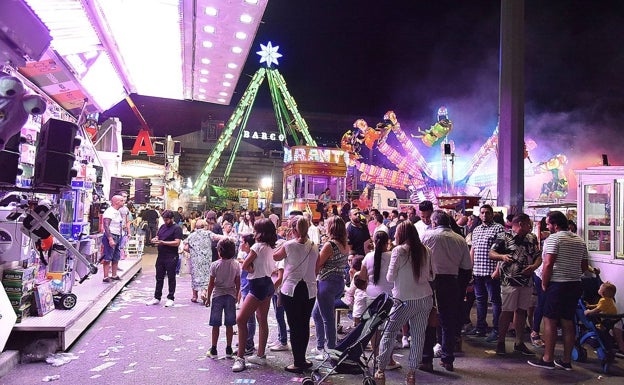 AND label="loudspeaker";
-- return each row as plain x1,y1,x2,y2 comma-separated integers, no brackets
37,119,80,154
110,177,131,200
602,154,609,166
444,143,452,155
33,151,76,188
0,133,22,186
134,190,150,204
135,178,152,191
